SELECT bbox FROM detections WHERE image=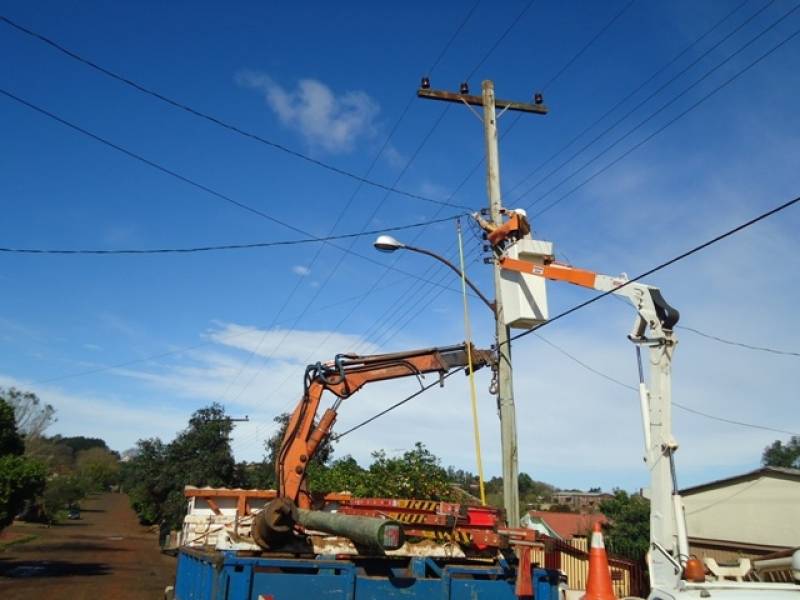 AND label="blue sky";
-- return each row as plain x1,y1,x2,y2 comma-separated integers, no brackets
1,0,799,493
